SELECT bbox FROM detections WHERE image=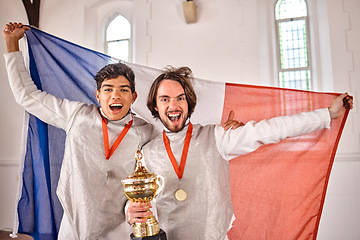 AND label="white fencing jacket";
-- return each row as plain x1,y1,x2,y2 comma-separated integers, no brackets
143,108,330,240
5,51,155,240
